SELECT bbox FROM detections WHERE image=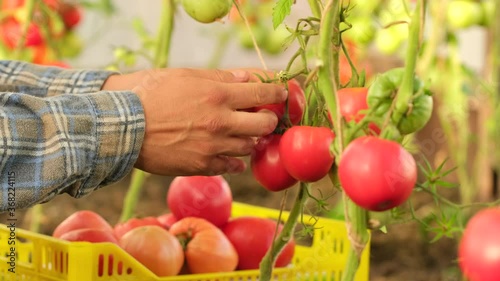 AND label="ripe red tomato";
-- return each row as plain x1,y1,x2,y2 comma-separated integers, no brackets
169,217,238,274
338,136,416,211
337,87,380,134
119,226,184,277
222,216,295,270
52,210,113,238
459,207,500,281
59,228,118,244
157,213,178,230
114,217,164,239
60,4,82,29
251,134,298,192
252,79,306,126
167,175,232,227
279,126,335,182
0,18,43,48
